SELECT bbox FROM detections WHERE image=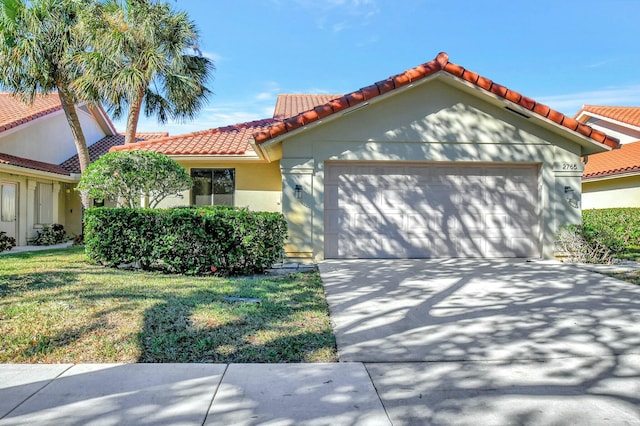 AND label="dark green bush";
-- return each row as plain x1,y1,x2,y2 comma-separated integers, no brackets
33,224,67,246
84,207,288,275
0,231,16,252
